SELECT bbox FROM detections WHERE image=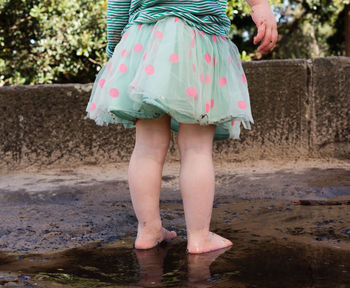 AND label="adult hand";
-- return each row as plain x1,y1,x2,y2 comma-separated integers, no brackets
251,3,278,54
